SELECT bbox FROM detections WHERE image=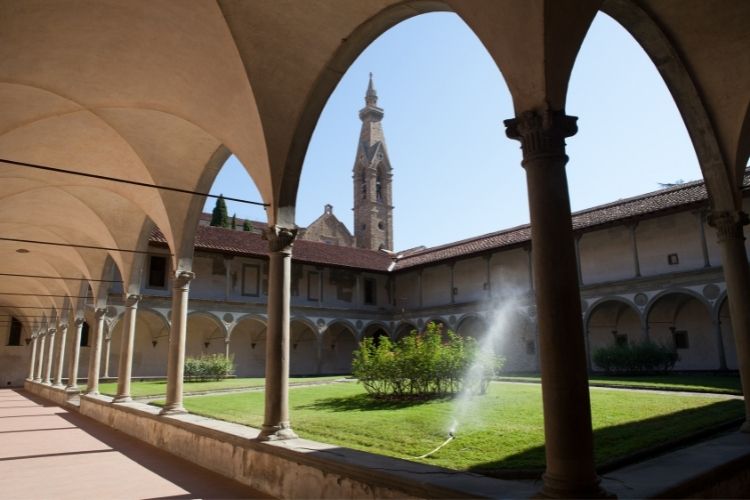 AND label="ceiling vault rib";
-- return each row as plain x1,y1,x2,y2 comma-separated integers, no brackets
0,236,164,255
0,272,121,282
